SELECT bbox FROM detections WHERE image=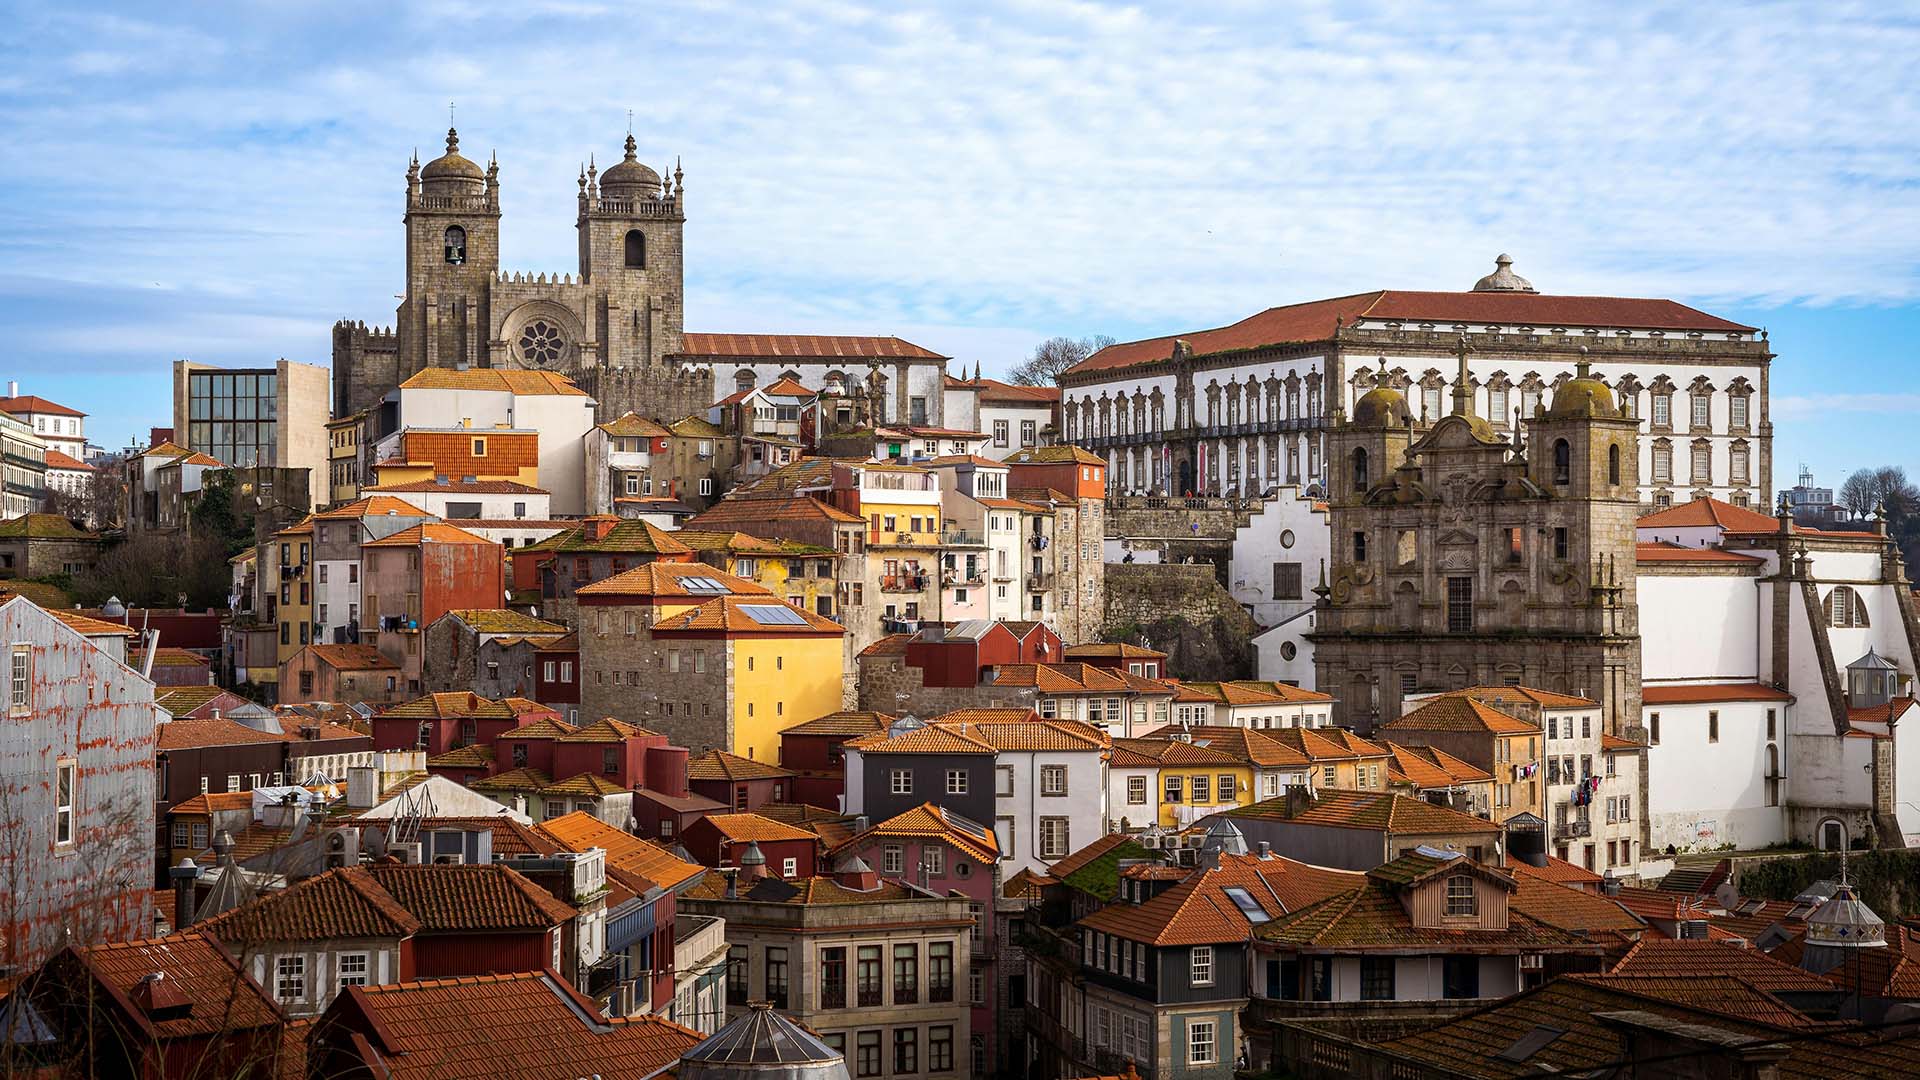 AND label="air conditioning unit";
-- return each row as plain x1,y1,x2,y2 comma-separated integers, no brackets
389,842,424,864
432,853,465,866
323,828,360,869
